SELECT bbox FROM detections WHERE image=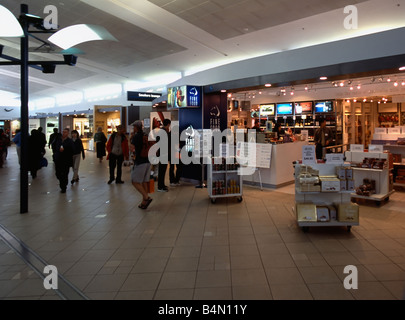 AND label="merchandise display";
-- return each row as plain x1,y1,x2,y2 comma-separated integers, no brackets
208,156,243,203
294,162,358,232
